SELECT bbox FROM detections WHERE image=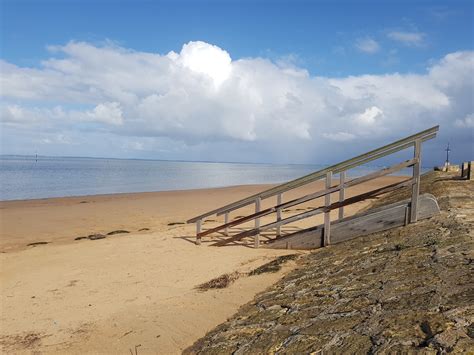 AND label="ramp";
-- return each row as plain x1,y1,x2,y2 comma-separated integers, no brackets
265,193,440,249
187,126,440,250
